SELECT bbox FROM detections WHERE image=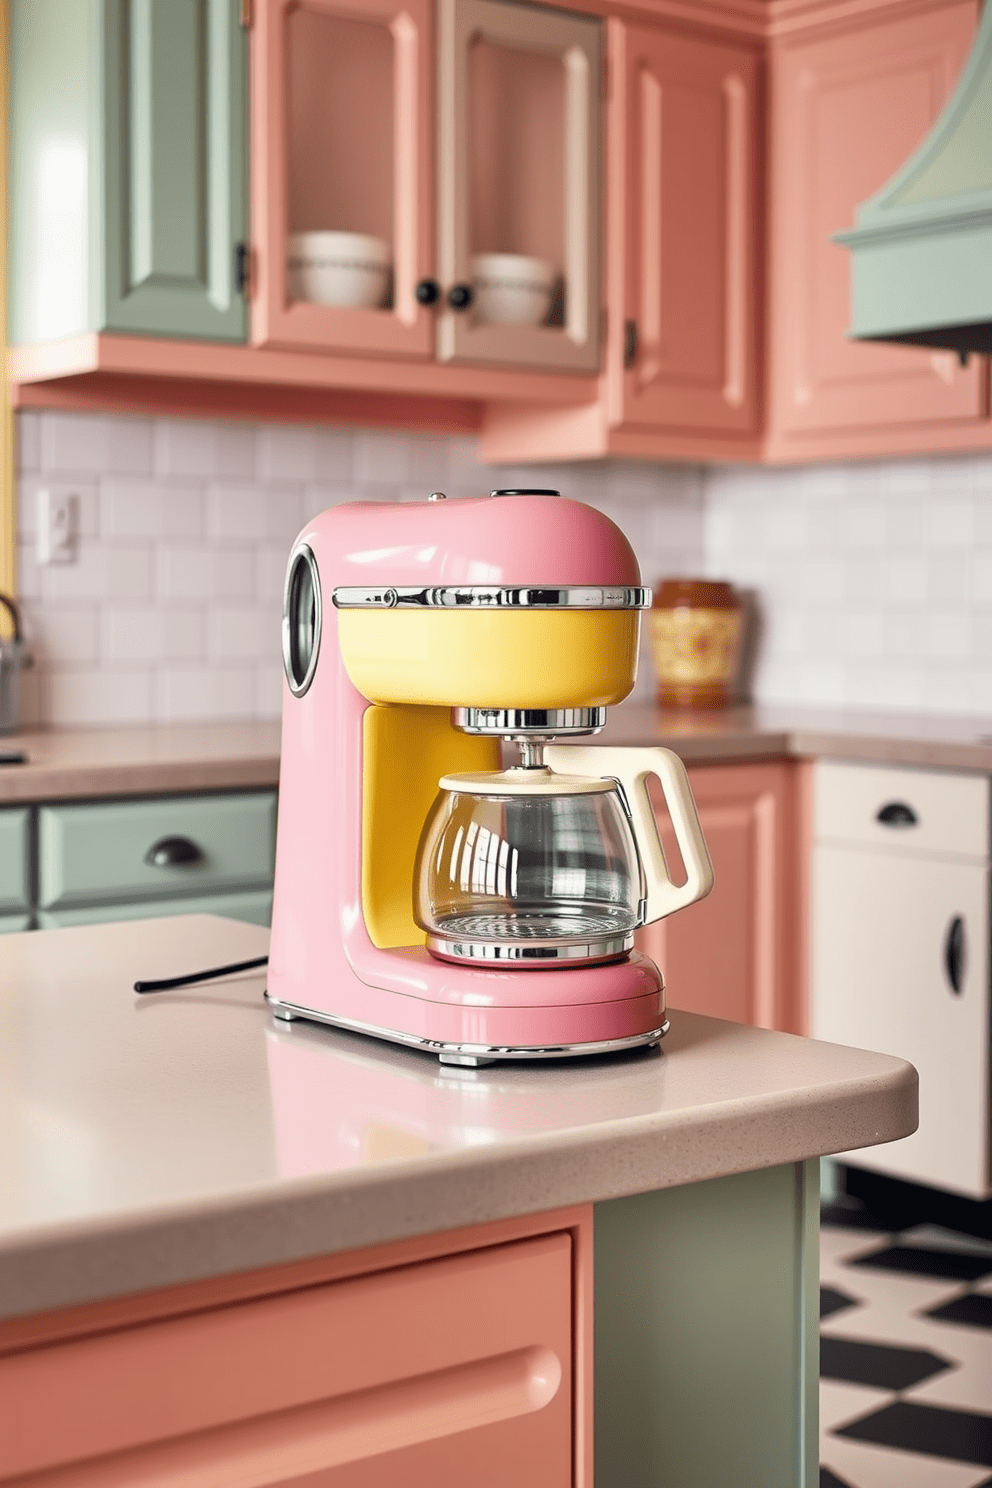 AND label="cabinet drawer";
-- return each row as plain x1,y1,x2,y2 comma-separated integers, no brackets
2,1232,572,1485
38,791,277,909
814,762,989,859
0,806,30,912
